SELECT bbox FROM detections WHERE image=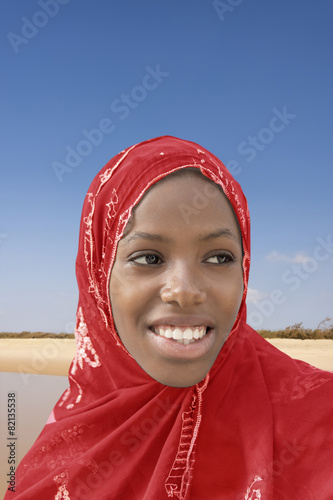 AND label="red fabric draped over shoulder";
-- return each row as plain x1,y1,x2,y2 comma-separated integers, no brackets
6,136,333,500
